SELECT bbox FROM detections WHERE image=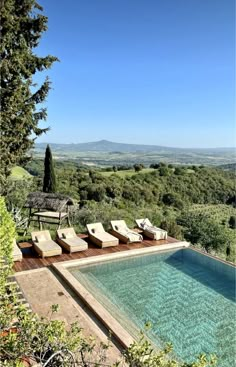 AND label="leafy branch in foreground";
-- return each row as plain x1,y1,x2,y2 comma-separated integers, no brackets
0,301,217,367
124,331,216,367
